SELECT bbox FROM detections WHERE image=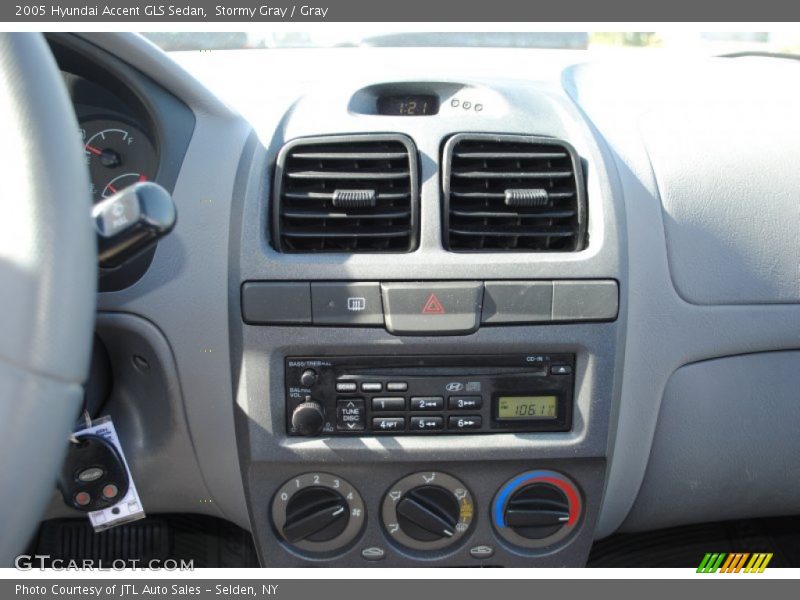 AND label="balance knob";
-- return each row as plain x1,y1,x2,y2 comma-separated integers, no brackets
291,401,325,436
